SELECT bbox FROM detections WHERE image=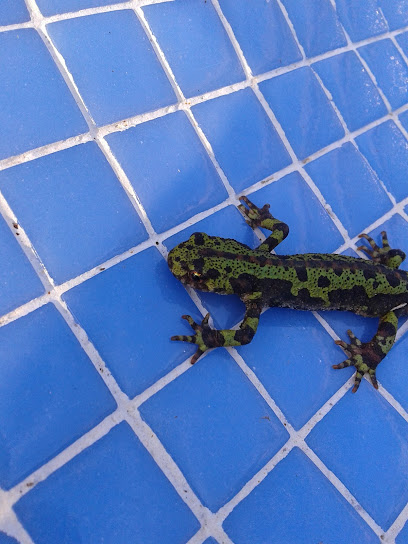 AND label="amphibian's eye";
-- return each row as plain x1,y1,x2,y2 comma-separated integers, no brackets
191,271,201,280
